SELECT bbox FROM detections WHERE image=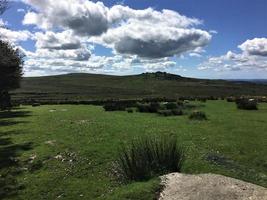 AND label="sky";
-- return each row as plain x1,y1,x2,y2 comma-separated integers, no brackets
0,0,267,78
